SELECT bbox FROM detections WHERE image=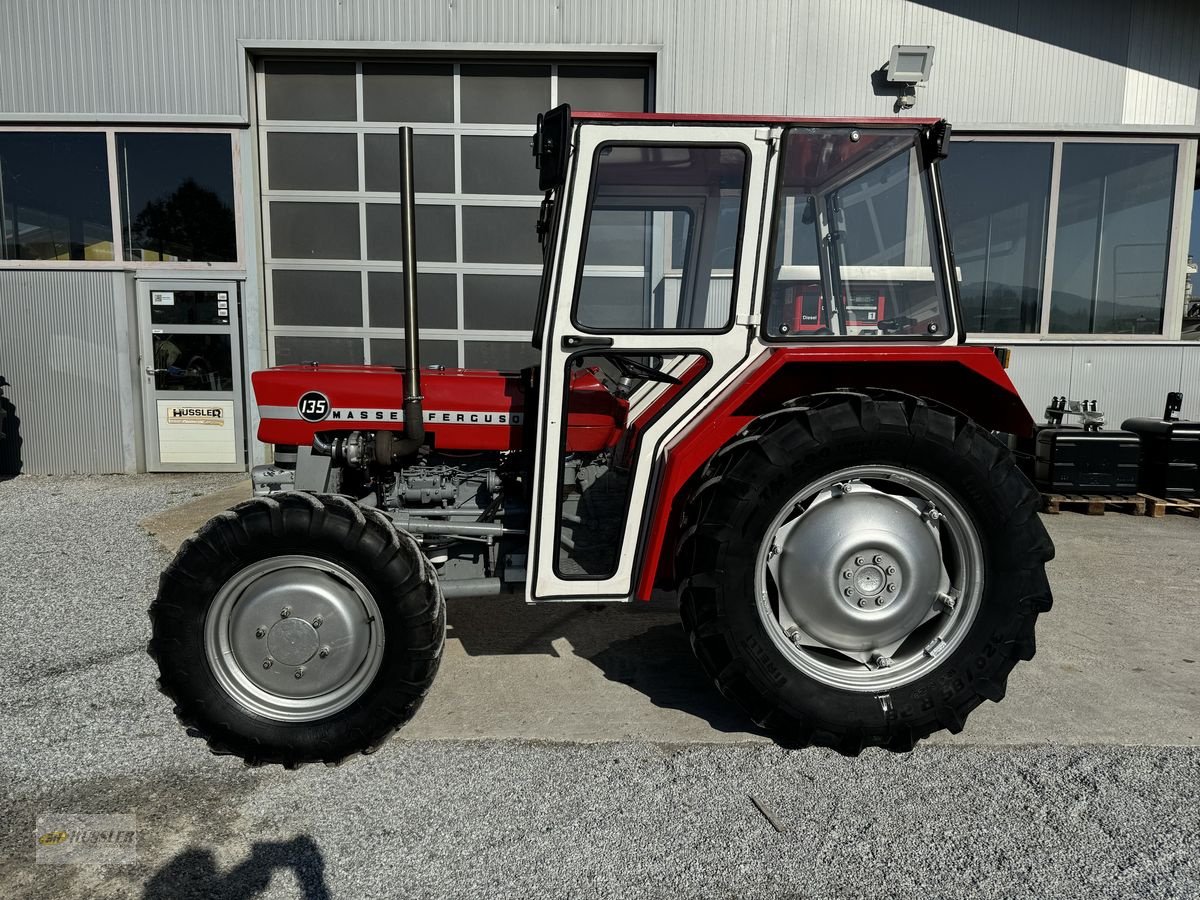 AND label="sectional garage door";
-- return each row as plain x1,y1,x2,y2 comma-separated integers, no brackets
256,58,651,371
